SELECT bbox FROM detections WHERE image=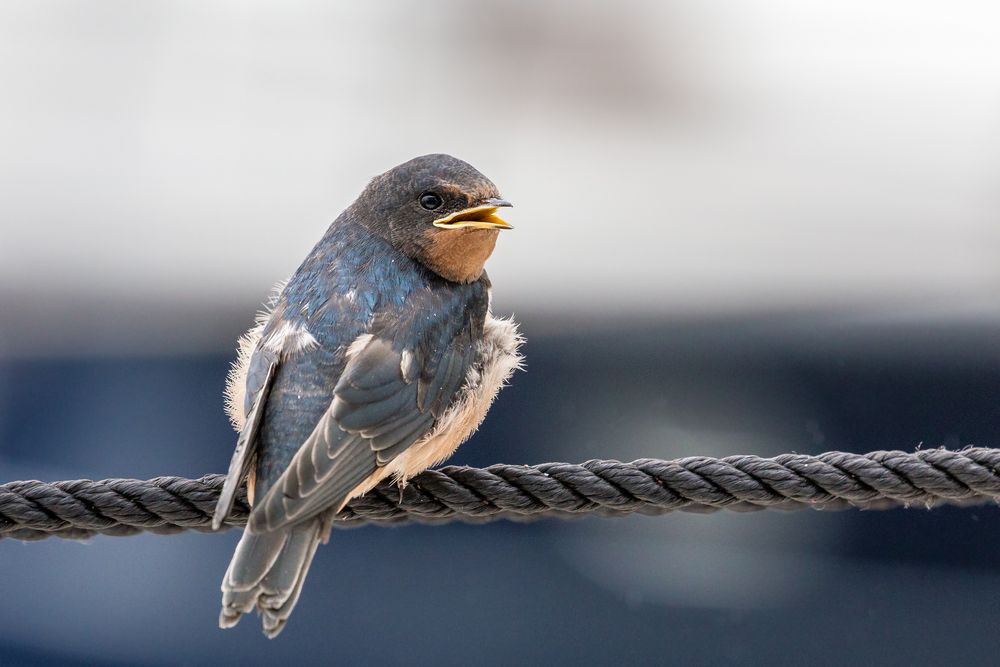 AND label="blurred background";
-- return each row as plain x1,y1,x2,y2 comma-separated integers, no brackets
2,1,1000,665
